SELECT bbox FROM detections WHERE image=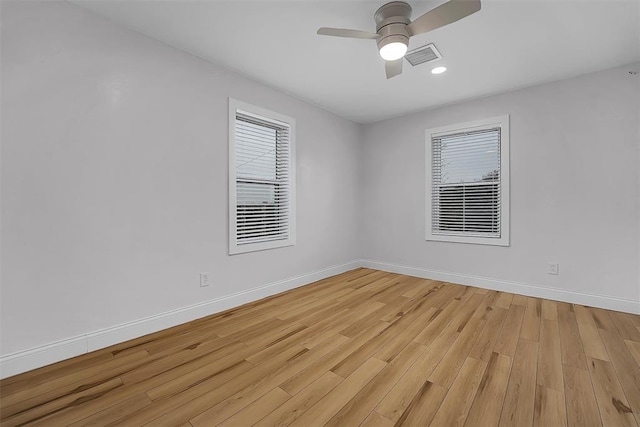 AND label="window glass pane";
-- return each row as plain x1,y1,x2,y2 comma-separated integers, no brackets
235,120,277,181
237,181,276,205
439,130,500,184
